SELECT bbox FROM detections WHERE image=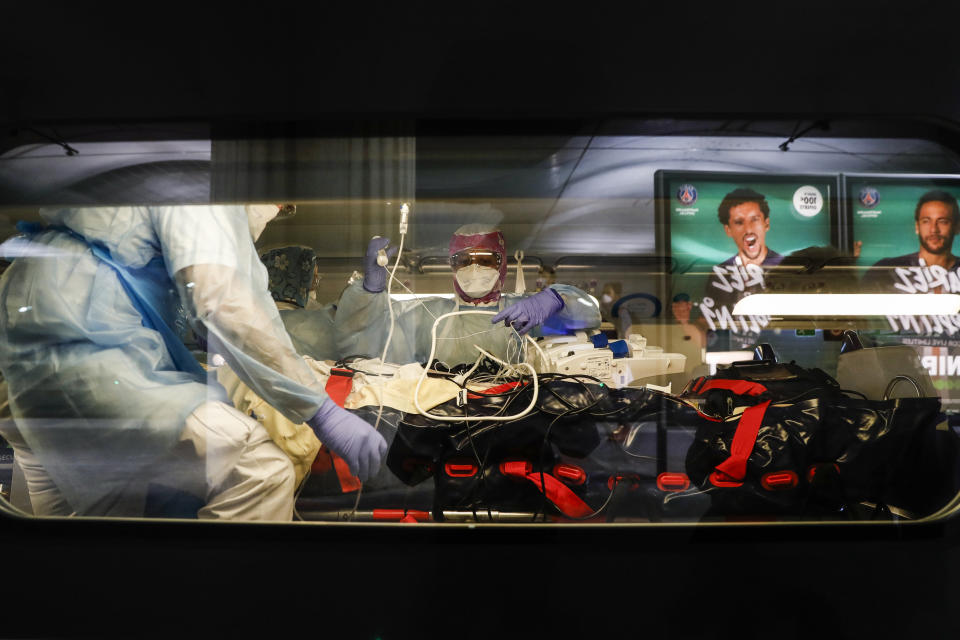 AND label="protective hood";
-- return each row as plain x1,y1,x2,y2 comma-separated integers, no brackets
449,223,507,304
